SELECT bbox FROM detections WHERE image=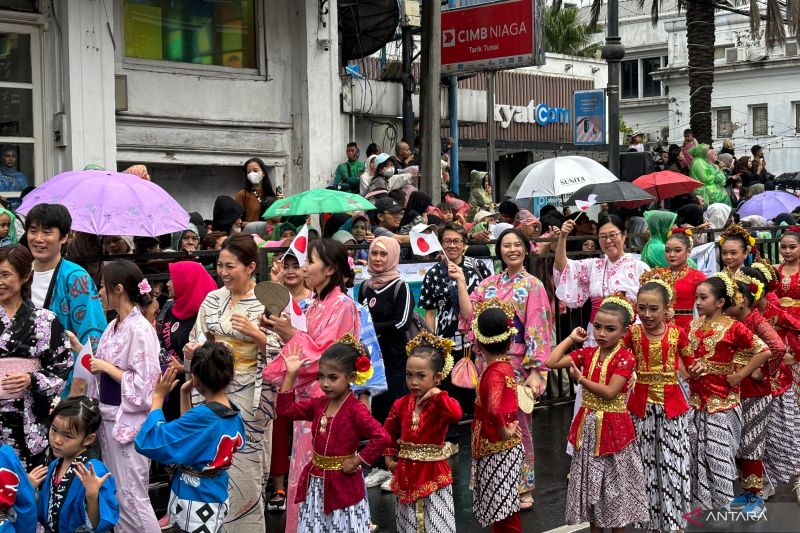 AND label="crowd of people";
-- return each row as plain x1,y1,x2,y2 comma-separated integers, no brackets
1,138,800,533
